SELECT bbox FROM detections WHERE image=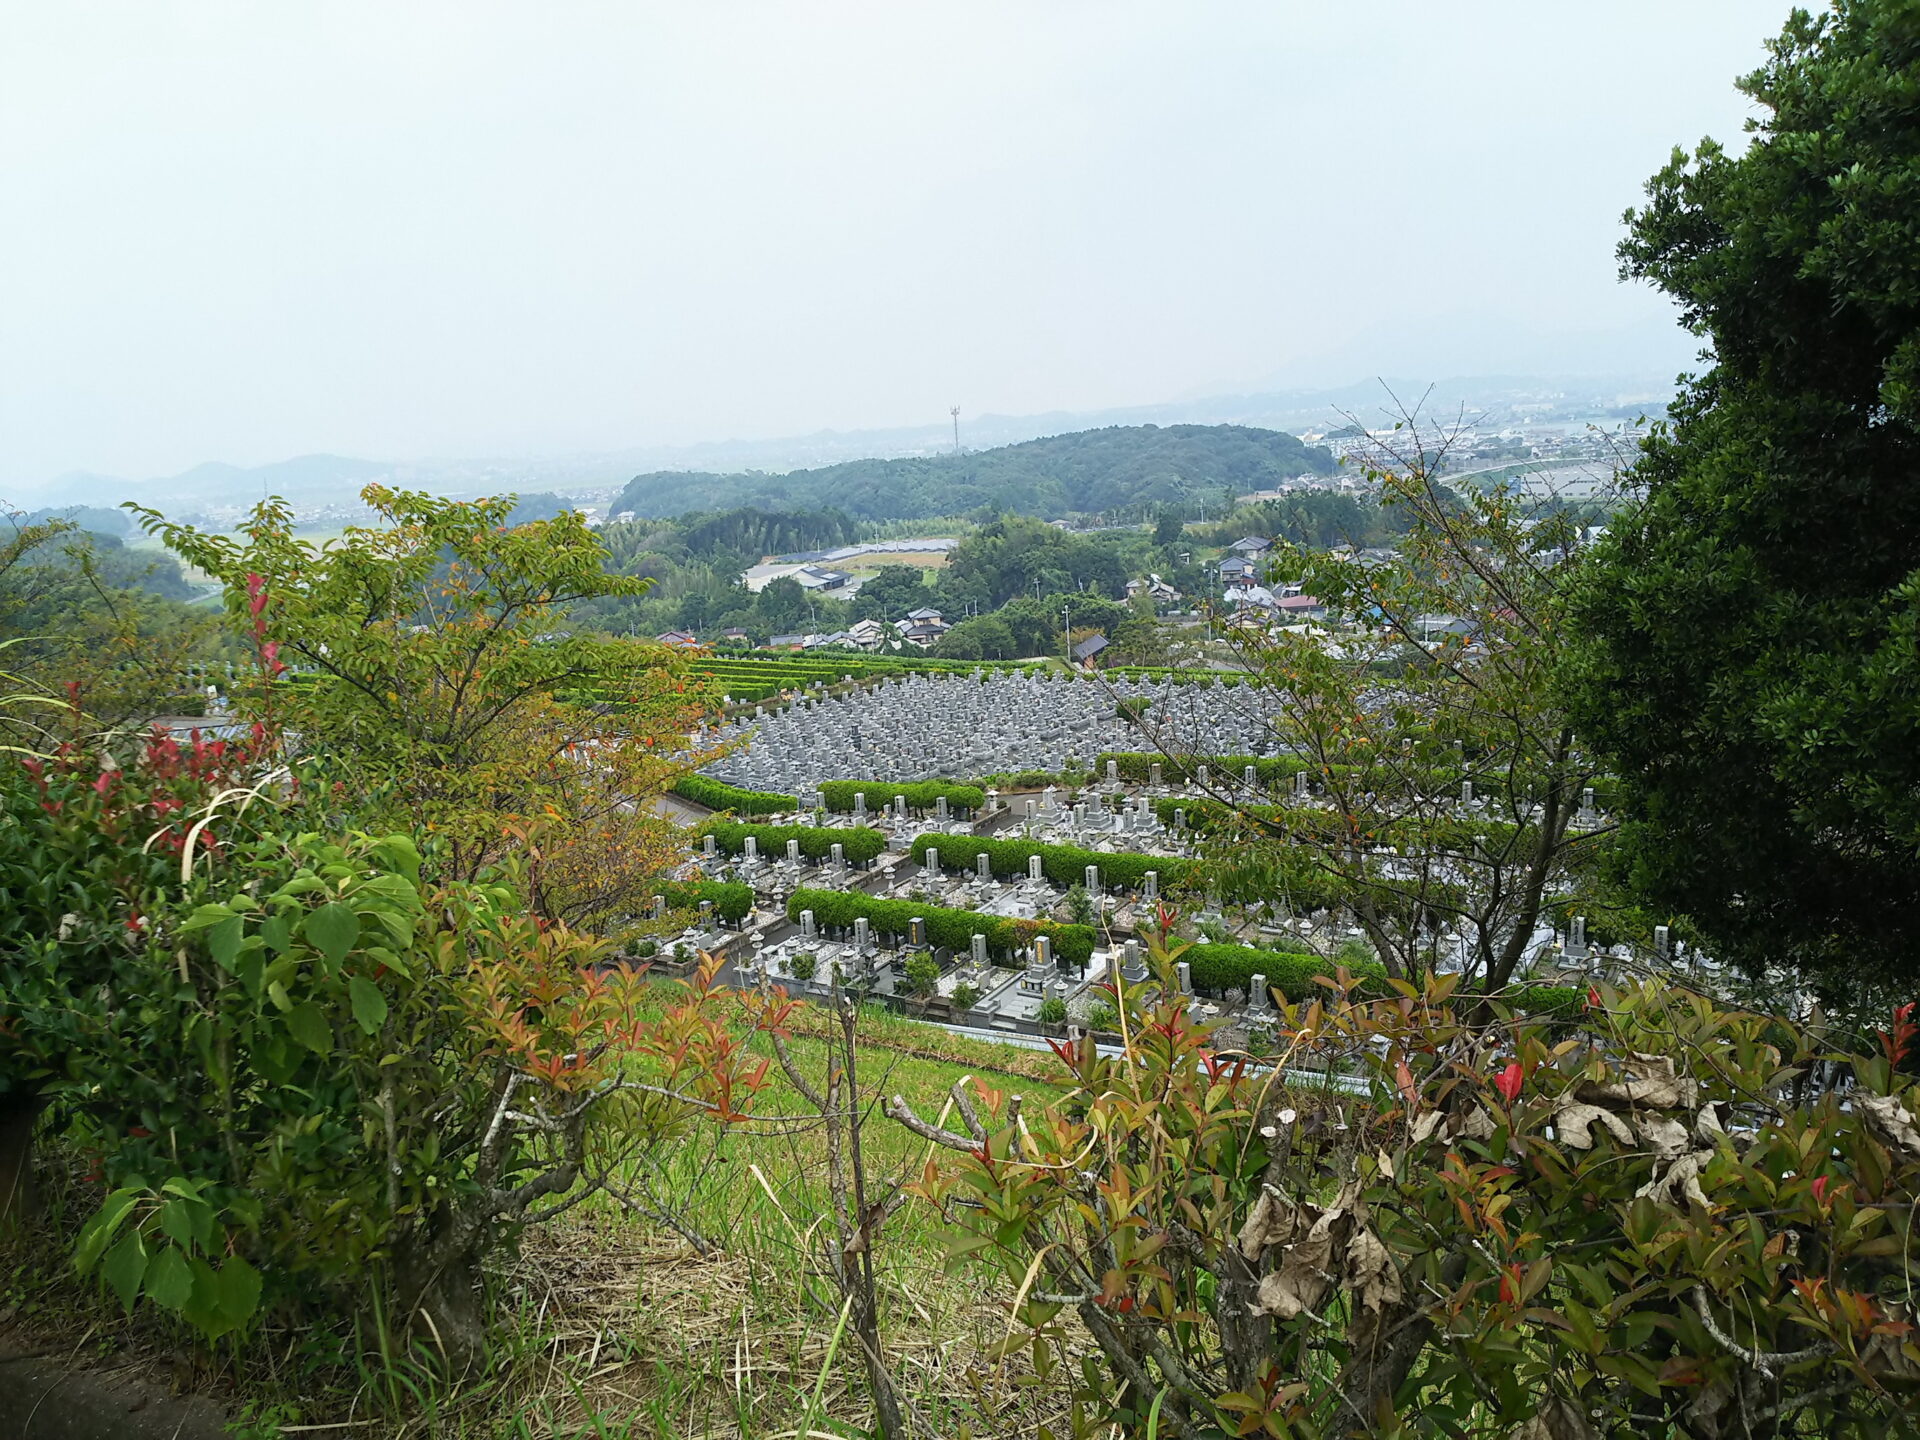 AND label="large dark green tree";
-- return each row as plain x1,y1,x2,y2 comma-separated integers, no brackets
1564,0,1920,993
